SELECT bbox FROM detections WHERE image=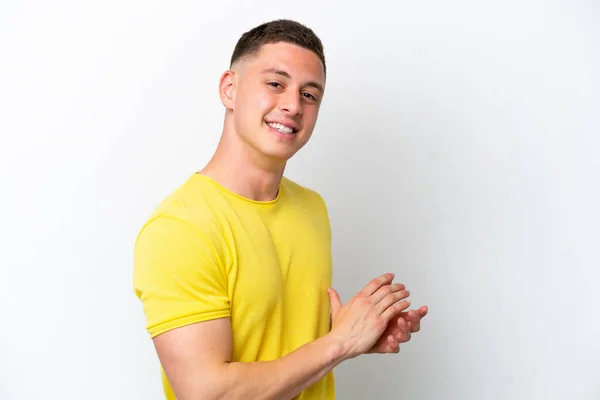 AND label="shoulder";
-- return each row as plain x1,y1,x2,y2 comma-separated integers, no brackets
281,173,320,192
281,176,329,213
148,174,221,219
282,175,324,198
133,174,231,292
135,174,227,248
